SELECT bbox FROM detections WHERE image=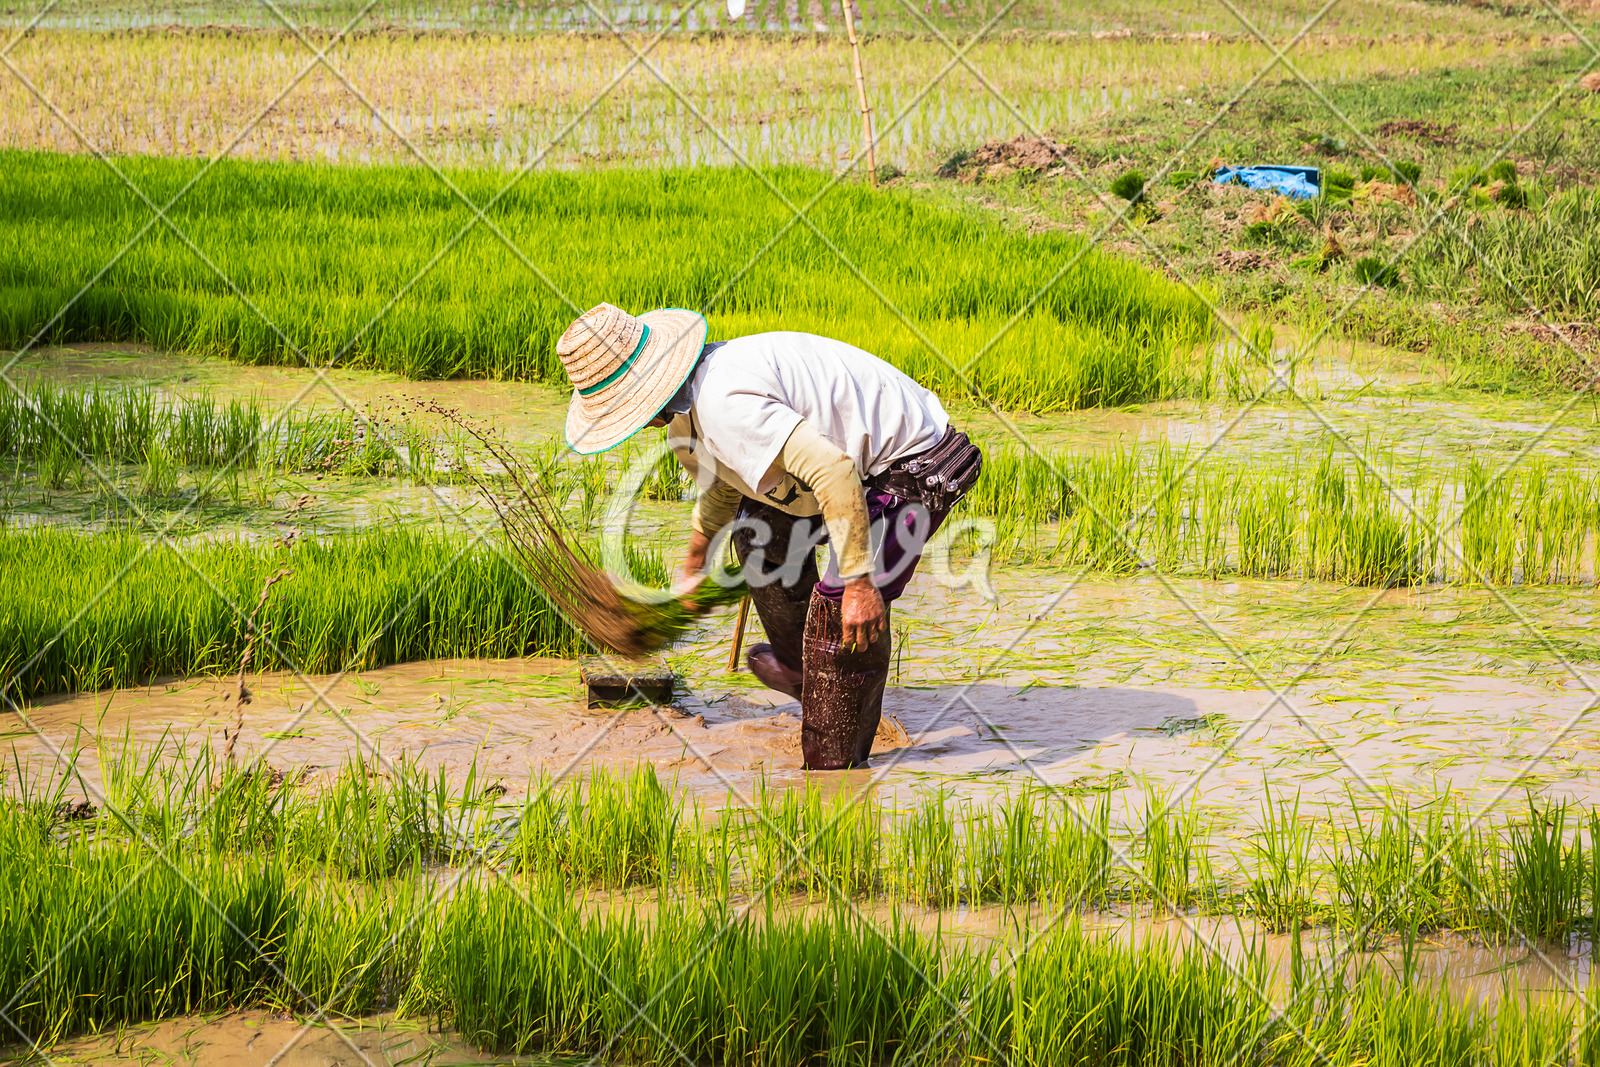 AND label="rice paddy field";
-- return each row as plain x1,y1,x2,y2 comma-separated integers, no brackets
5,0,1600,1061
